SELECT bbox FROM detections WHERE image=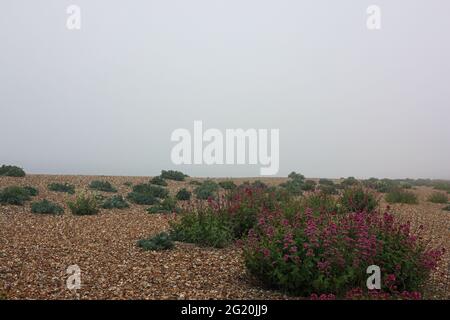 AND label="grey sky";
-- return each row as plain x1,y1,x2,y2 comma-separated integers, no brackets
1,0,449,179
